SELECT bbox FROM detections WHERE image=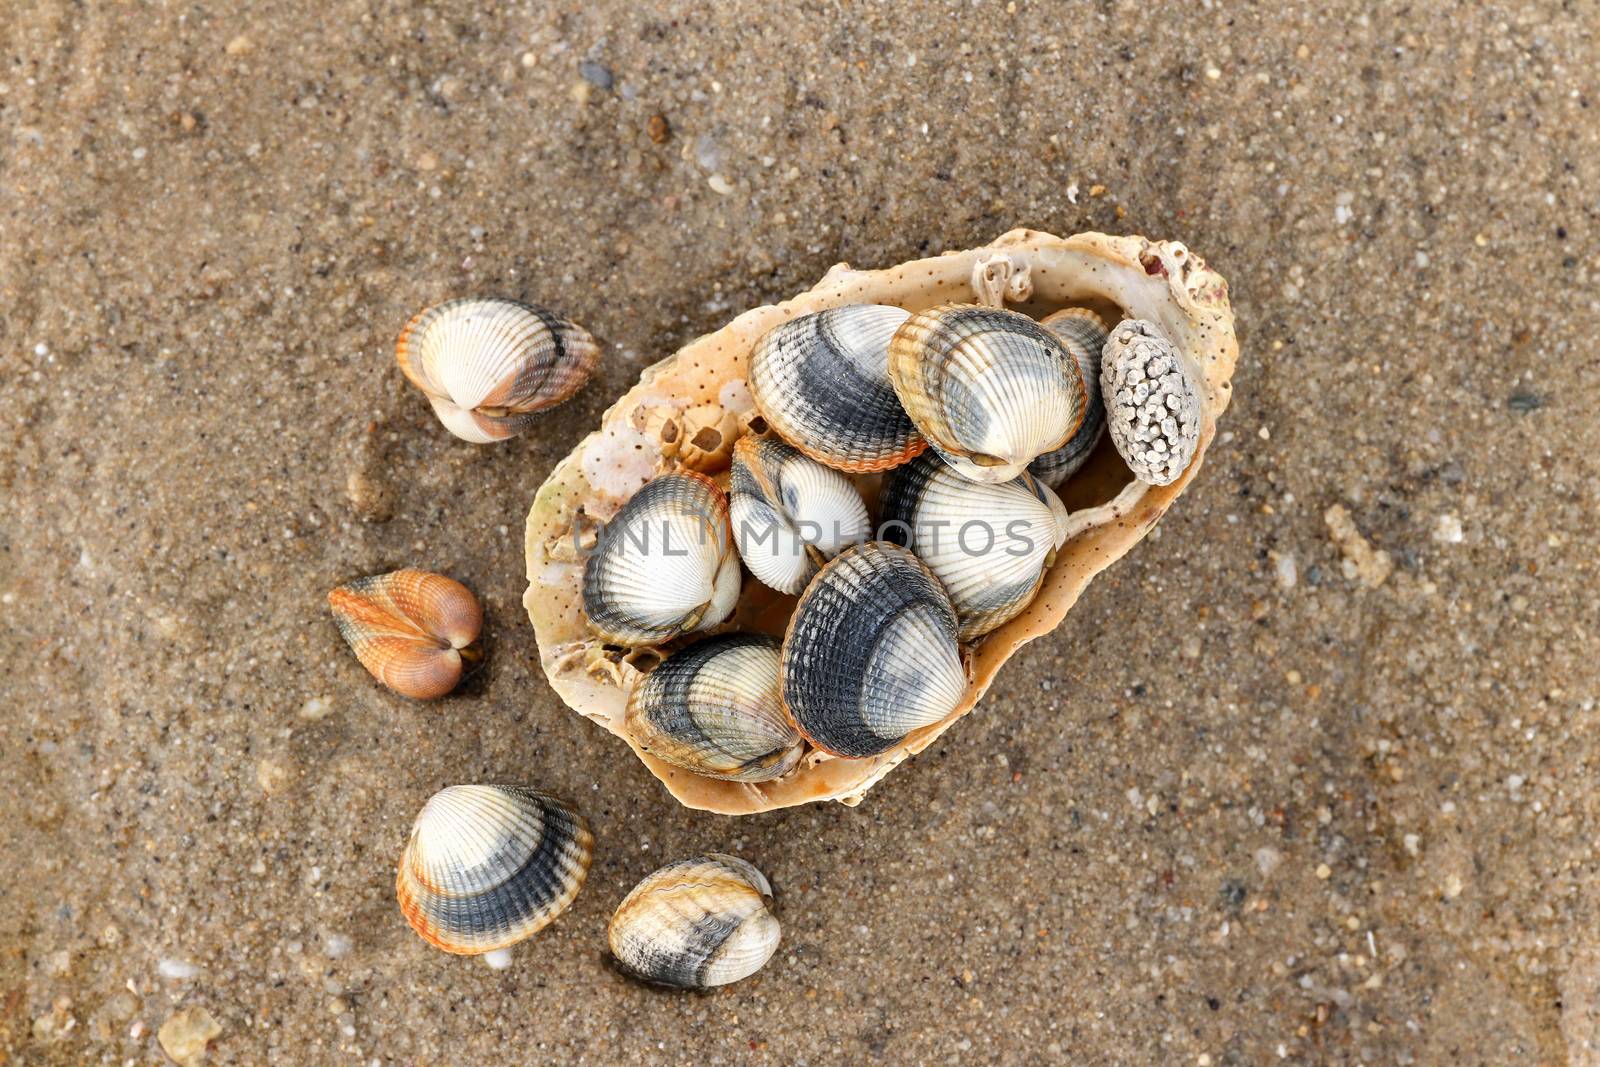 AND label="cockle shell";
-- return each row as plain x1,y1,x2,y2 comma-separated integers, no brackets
624,634,803,782
729,435,871,595
328,568,482,699
1101,318,1202,486
888,303,1086,484
782,542,967,758
582,471,741,646
748,304,926,472
880,452,1070,640
396,785,593,955
396,297,599,443
608,855,780,989
526,230,1239,813
1028,308,1109,488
